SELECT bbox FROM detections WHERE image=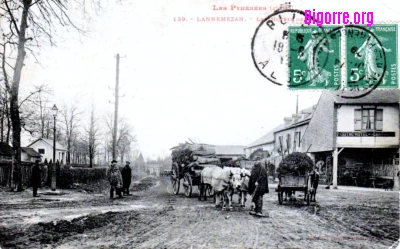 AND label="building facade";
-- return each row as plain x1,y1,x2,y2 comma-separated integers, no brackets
21,147,42,163
248,90,400,189
27,138,67,165
215,145,246,163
